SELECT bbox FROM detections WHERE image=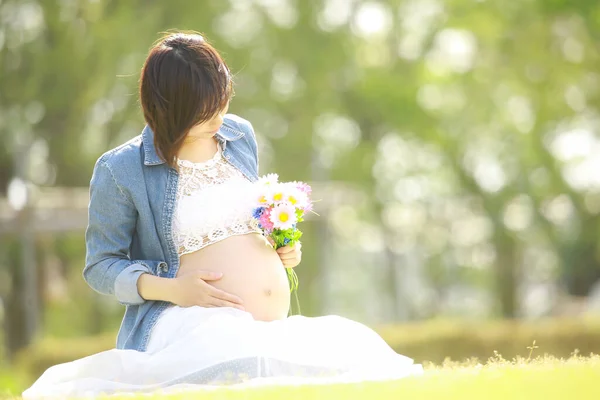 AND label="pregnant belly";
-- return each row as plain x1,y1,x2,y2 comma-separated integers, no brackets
177,233,291,321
